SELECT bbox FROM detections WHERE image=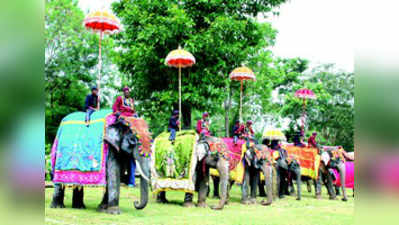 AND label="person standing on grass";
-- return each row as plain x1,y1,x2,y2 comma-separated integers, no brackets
84,86,98,127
